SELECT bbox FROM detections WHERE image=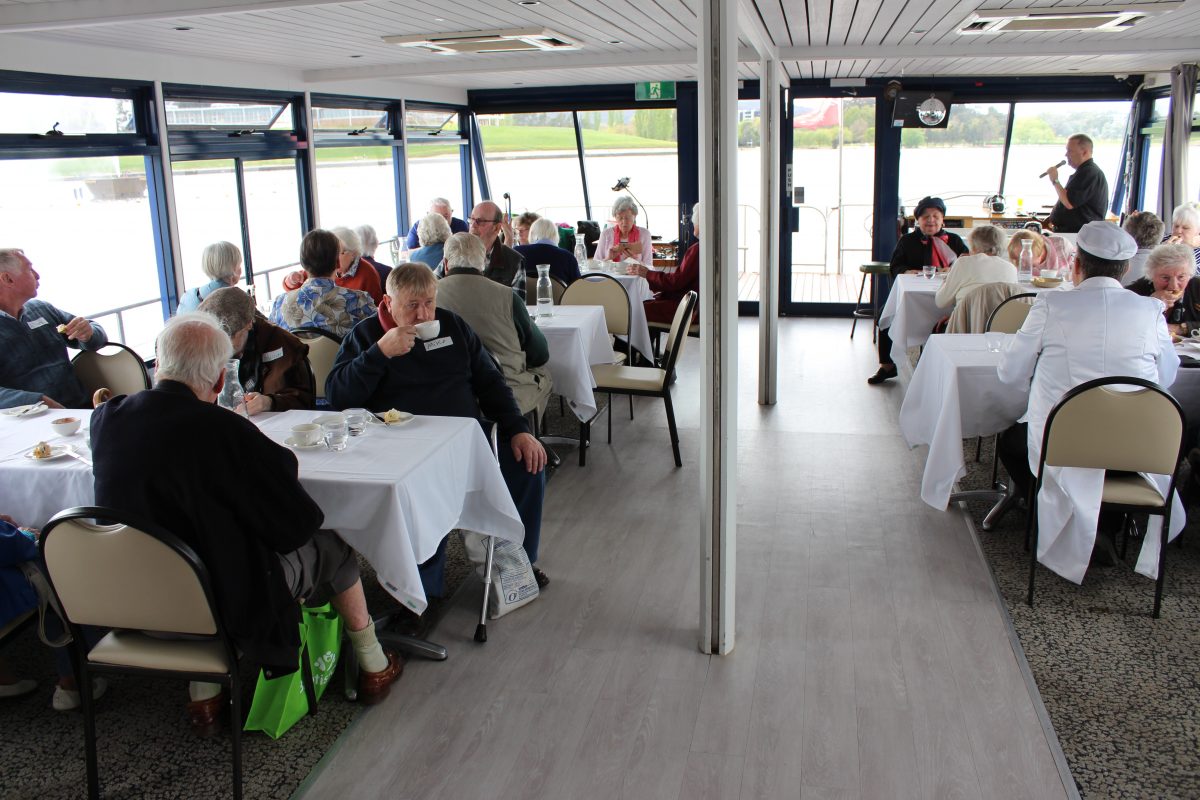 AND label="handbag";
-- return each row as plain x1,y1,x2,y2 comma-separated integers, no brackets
244,602,343,739
463,533,539,619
